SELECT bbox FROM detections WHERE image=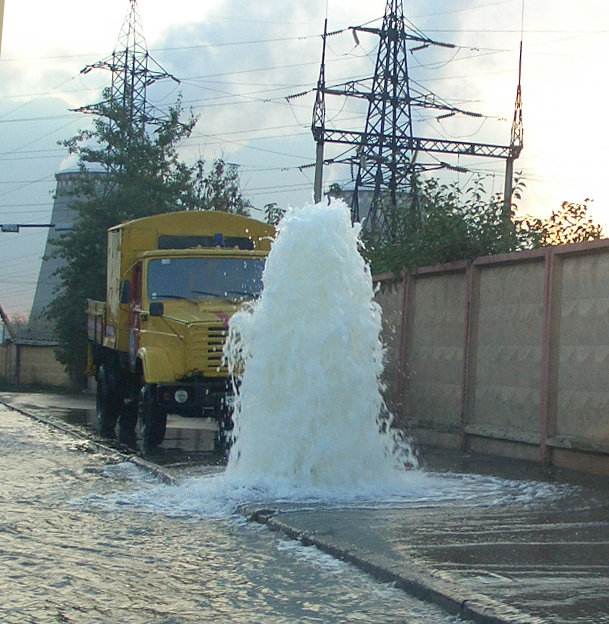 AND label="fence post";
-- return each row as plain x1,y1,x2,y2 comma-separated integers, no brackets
460,262,481,449
396,272,407,416
539,248,562,466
